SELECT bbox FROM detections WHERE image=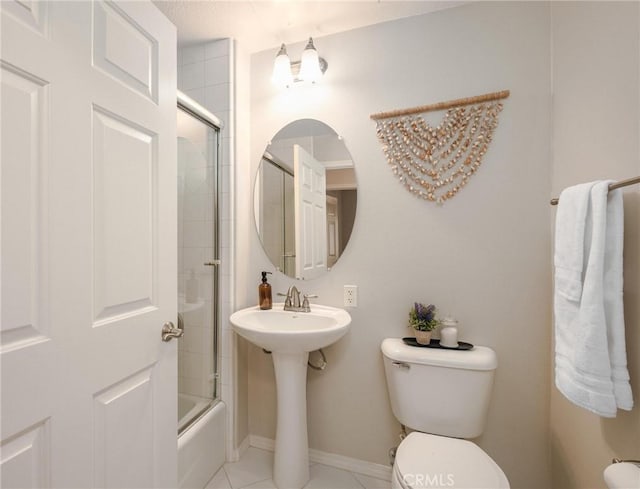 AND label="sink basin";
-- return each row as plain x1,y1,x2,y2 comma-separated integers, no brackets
229,303,351,353
229,303,351,489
